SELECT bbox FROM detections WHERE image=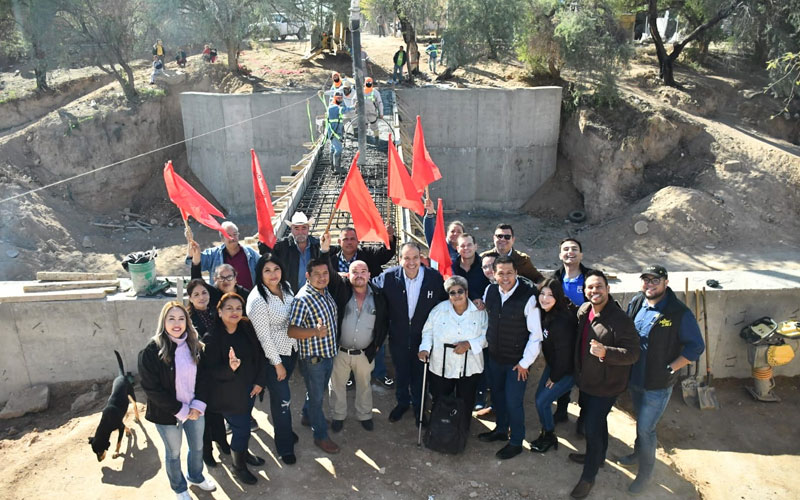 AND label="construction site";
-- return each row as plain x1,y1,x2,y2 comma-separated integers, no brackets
1,24,800,500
